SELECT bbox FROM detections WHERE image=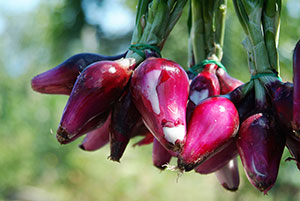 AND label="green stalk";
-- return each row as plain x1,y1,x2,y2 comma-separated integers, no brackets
232,0,250,36
245,34,267,110
232,0,284,114
139,0,170,46
233,0,282,110
191,0,206,64
139,0,187,48
127,0,187,64
214,0,227,60
262,0,281,73
241,0,272,74
254,79,267,110
201,0,215,59
243,36,267,110
190,0,227,64
168,0,176,8
187,0,228,77
131,0,152,45
187,2,195,67
242,36,256,74
166,0,187,39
